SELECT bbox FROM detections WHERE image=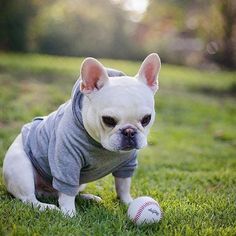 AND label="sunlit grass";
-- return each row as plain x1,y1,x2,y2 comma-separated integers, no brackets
0,53,235,235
